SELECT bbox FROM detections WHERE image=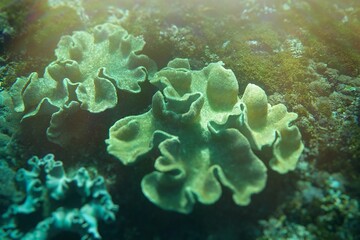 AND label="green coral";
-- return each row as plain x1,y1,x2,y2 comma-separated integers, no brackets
8,23,156,148
107,58,303,213
3,12,304,215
